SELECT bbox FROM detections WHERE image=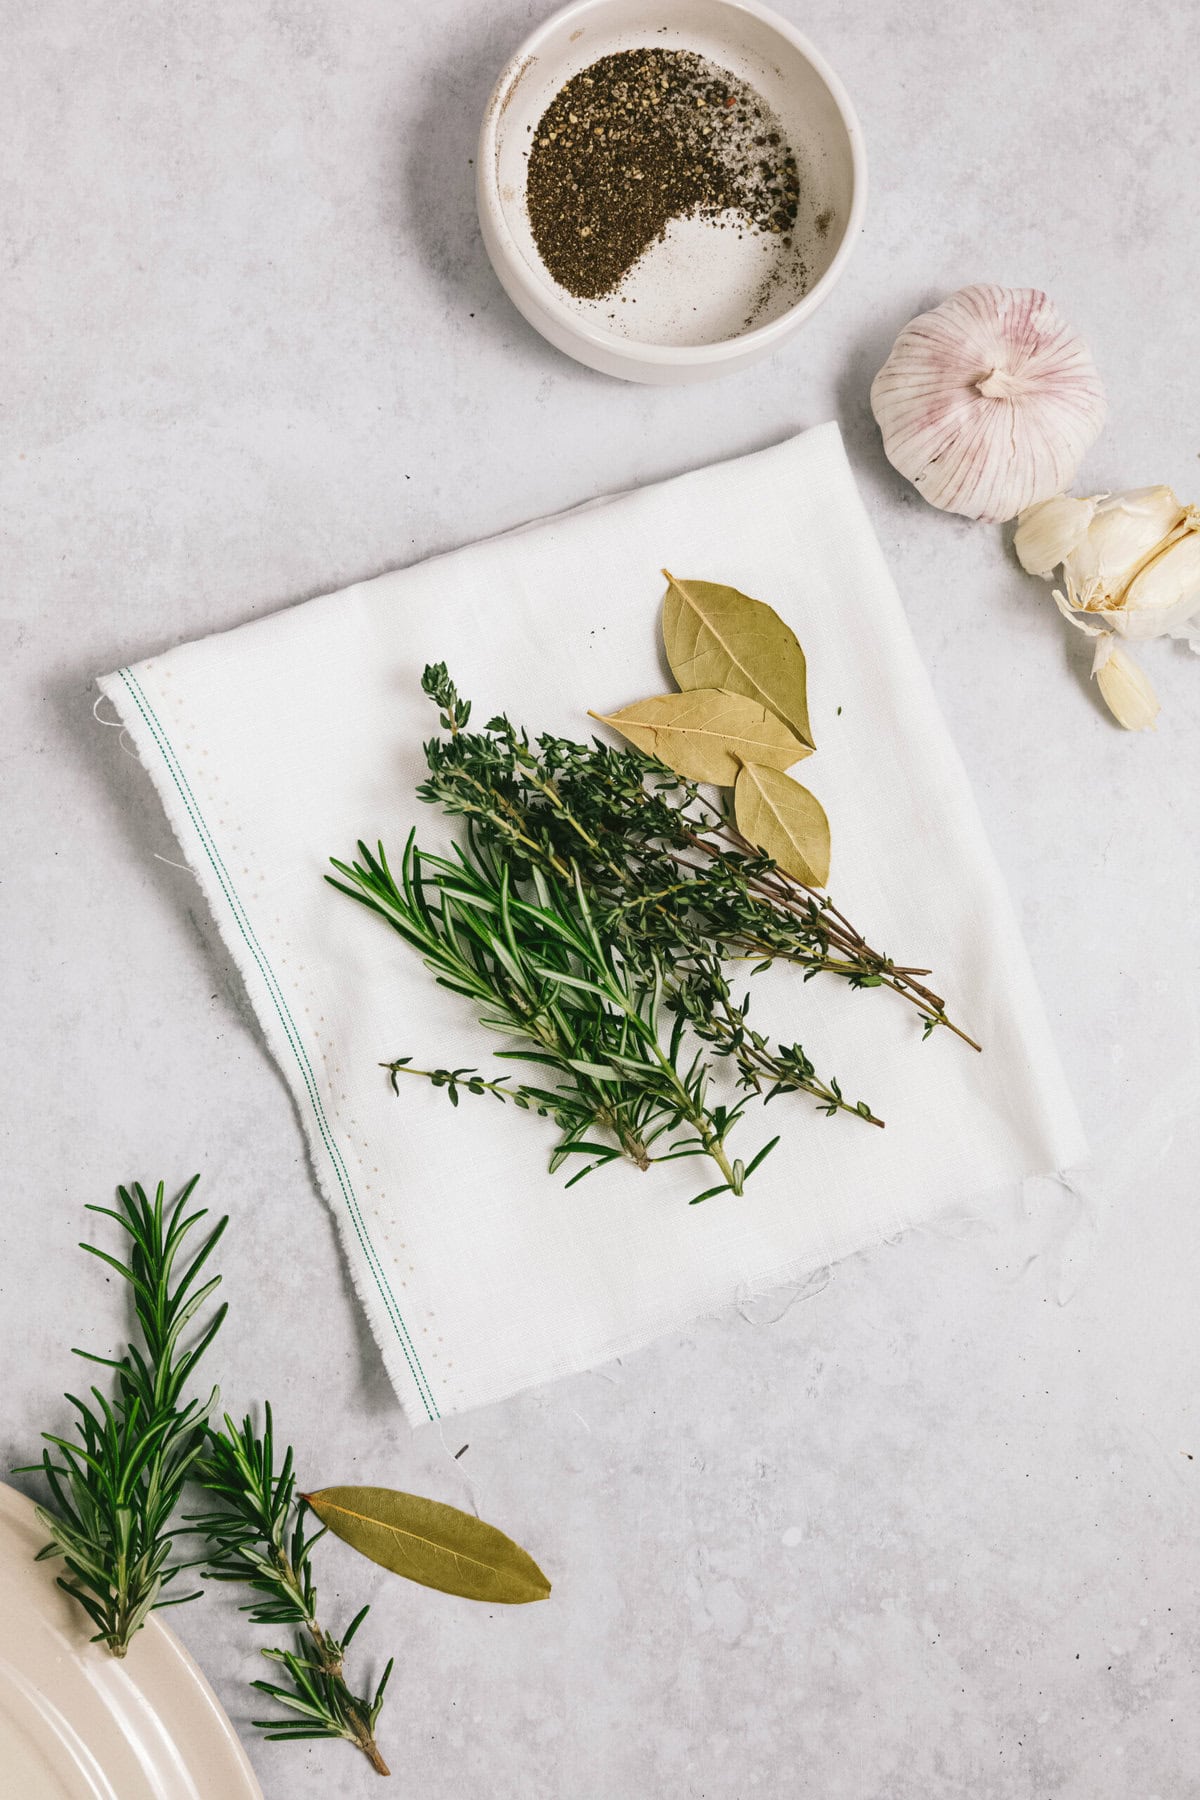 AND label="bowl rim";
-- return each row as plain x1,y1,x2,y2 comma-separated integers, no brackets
476,0,867,369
